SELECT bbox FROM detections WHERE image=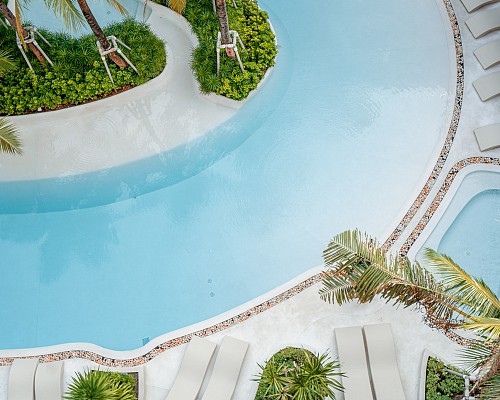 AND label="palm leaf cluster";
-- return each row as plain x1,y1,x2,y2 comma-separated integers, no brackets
0,50,21,154
255,349,344,400
319,230,500,398
65,369,137,400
